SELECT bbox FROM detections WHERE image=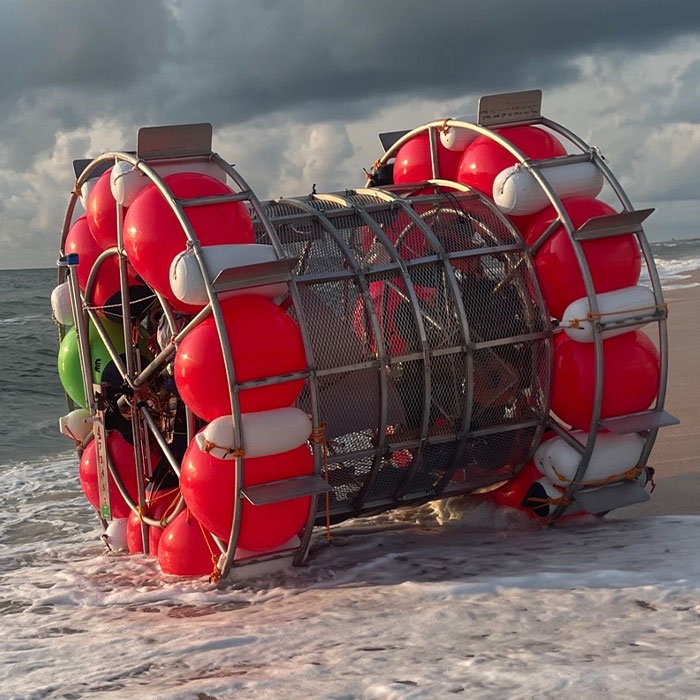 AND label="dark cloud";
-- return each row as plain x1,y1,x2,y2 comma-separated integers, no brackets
2,0,700,266
3,0,700,130
0,0,173,96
